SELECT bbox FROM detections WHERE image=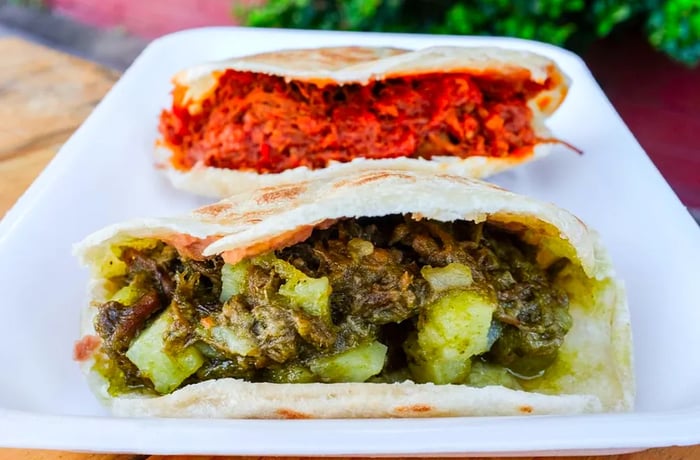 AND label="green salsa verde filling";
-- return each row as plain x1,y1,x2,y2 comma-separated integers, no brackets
91,216,574,396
